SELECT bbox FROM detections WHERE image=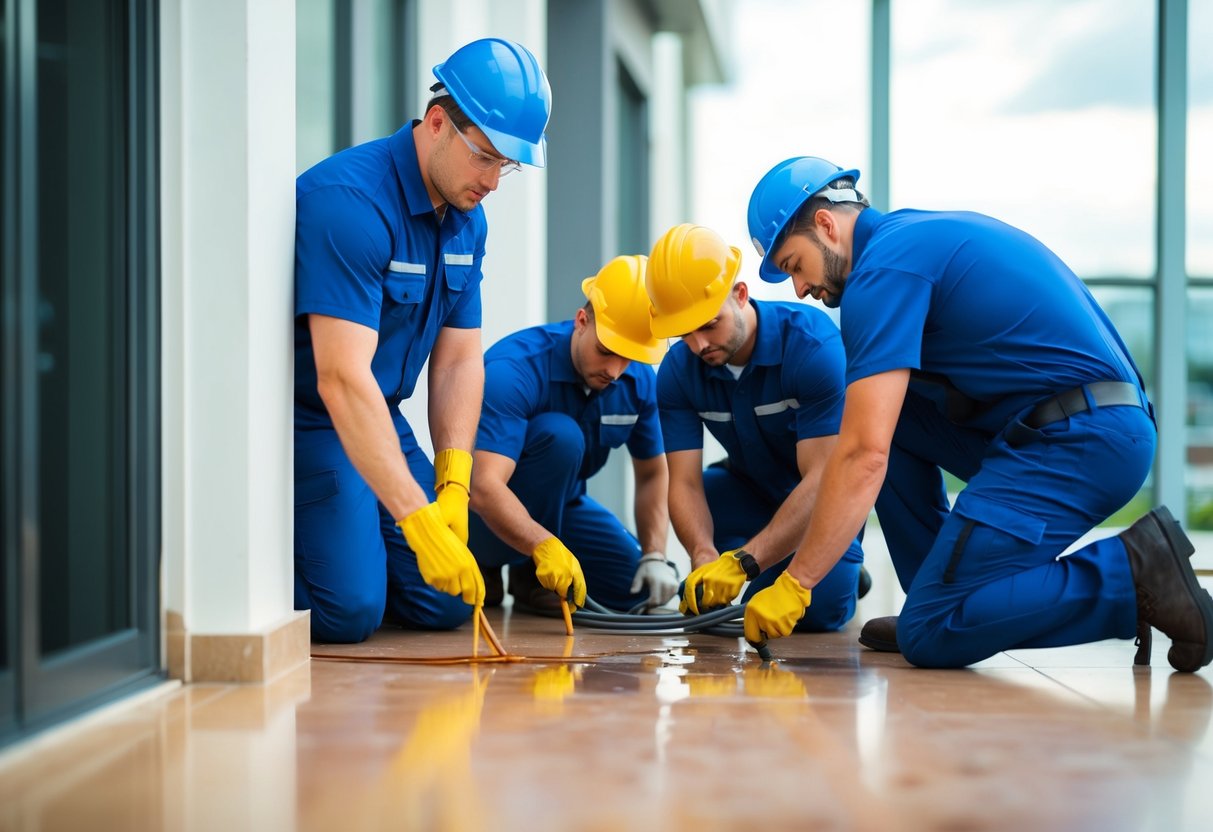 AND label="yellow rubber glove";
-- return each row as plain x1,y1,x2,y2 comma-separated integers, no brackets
743,570,812,645
397,502,485,606
680,549,750,615
434,448,473,544
531,537,587,609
